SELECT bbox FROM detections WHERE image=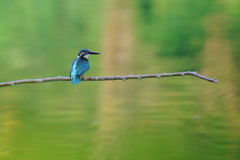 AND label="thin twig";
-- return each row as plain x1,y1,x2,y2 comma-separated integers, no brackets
0,71,219,87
